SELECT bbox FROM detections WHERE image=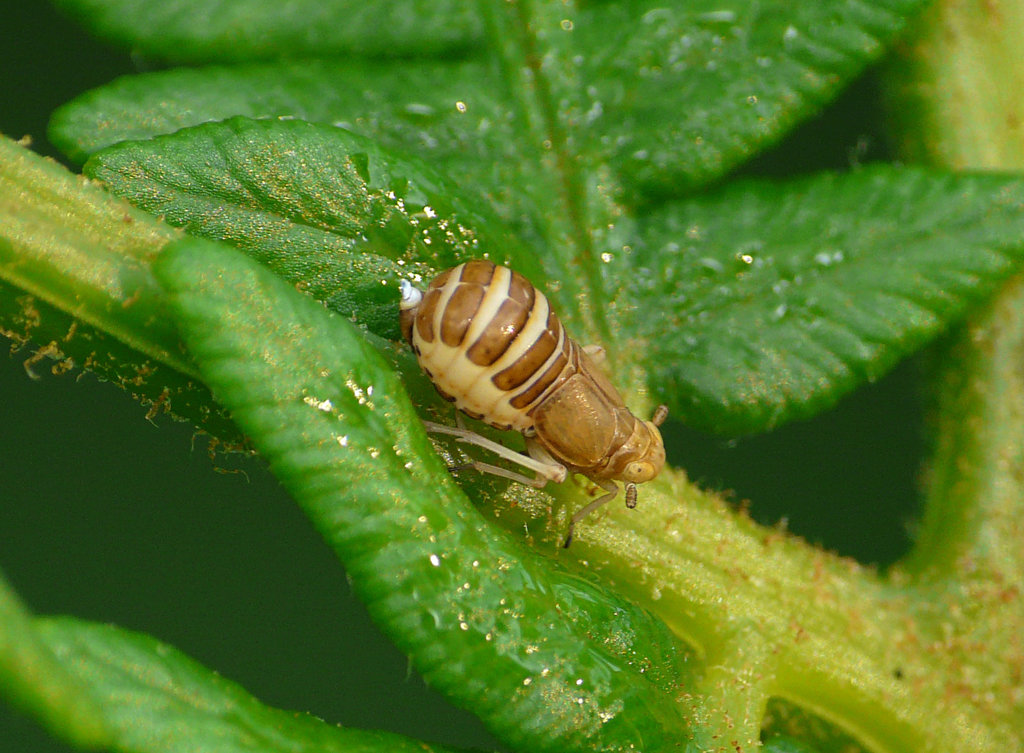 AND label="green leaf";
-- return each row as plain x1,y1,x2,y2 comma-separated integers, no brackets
86,117,543,339
48,60,515,199
154,236,697,753
50,0,482,63
33,616,471,753
627,165,1024,434
46,1,933,200
491,0,929,200
0,573,110,749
